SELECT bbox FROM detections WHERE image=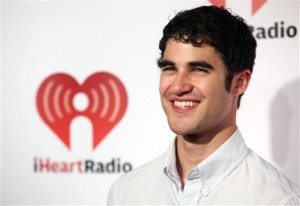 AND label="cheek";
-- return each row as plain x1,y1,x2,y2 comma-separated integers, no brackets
197,78,228,100
209,84,232,107
159,76,171,96
159,80,165,97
